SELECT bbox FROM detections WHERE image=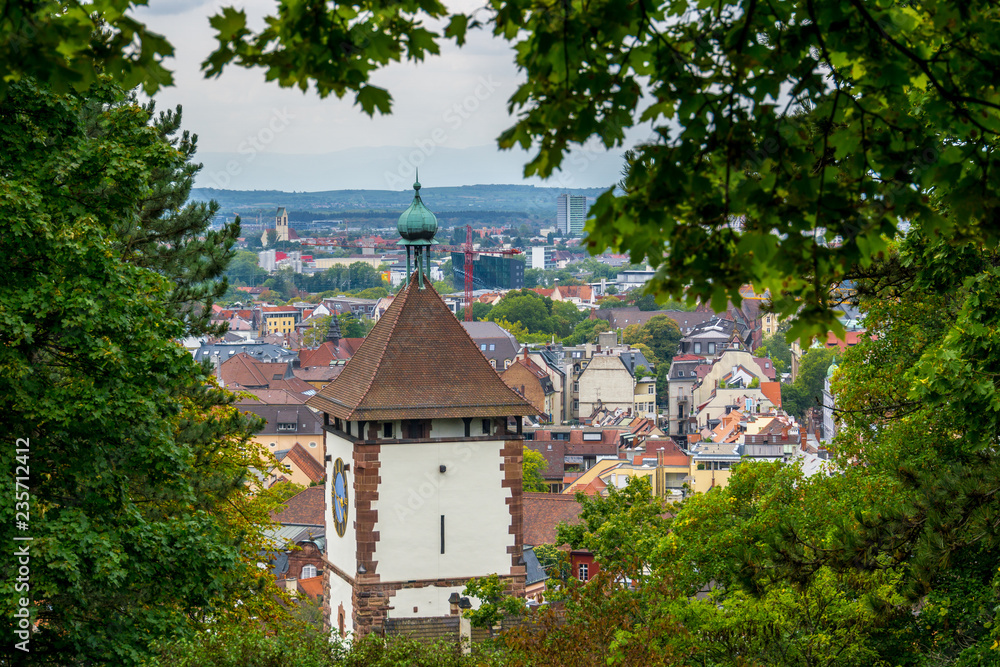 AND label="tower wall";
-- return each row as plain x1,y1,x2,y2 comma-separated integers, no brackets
375,439,513,582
